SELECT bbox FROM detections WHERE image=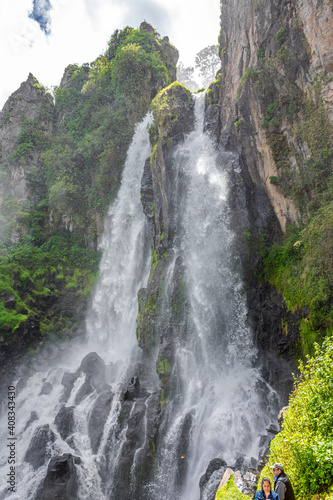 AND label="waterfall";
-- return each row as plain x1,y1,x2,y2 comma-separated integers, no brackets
149,94,279,499
0,114,153,500
85,114,152,360
0,97,279,500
